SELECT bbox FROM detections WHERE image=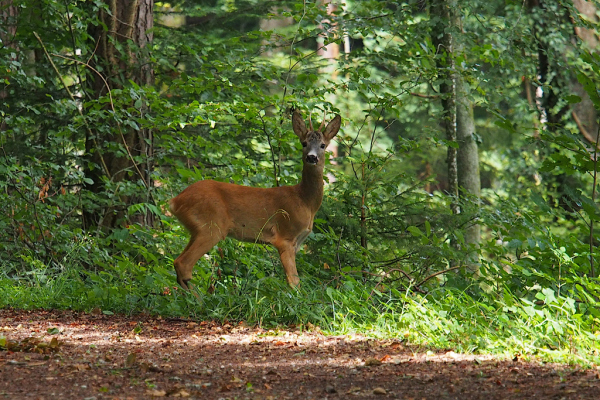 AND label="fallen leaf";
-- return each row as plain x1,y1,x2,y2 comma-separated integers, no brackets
69,363,89,372
172,389,191,398
373,387,387,395
365,357,382,366
146,389,166,397
125,352,136,368
219,384,232,392
23,361,47,367
49,337,60,350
